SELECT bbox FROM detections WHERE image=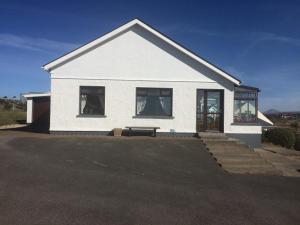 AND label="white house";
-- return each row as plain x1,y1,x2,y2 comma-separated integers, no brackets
25,19,272,147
